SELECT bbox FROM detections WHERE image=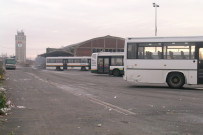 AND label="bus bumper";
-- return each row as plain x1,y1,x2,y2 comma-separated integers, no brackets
91,70,97,73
